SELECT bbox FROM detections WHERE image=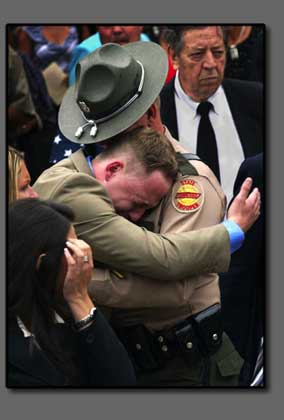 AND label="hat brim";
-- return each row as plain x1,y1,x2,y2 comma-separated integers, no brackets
58,41,168,144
